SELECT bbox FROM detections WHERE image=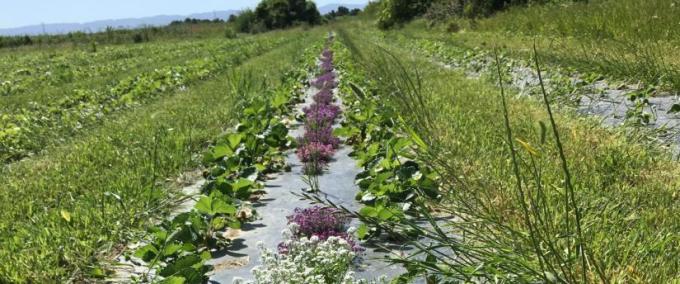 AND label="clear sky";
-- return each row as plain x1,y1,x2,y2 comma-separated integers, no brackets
0,0,369,29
